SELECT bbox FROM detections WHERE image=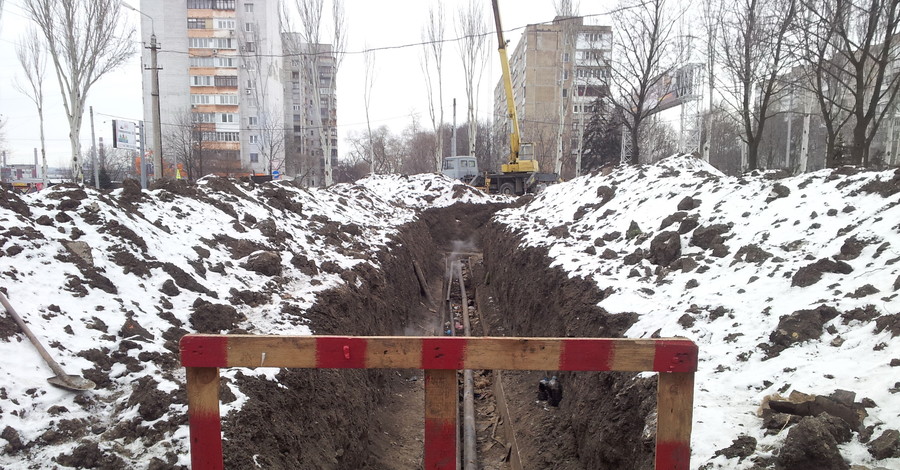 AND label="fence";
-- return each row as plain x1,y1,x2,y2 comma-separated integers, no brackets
181,335,698,469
